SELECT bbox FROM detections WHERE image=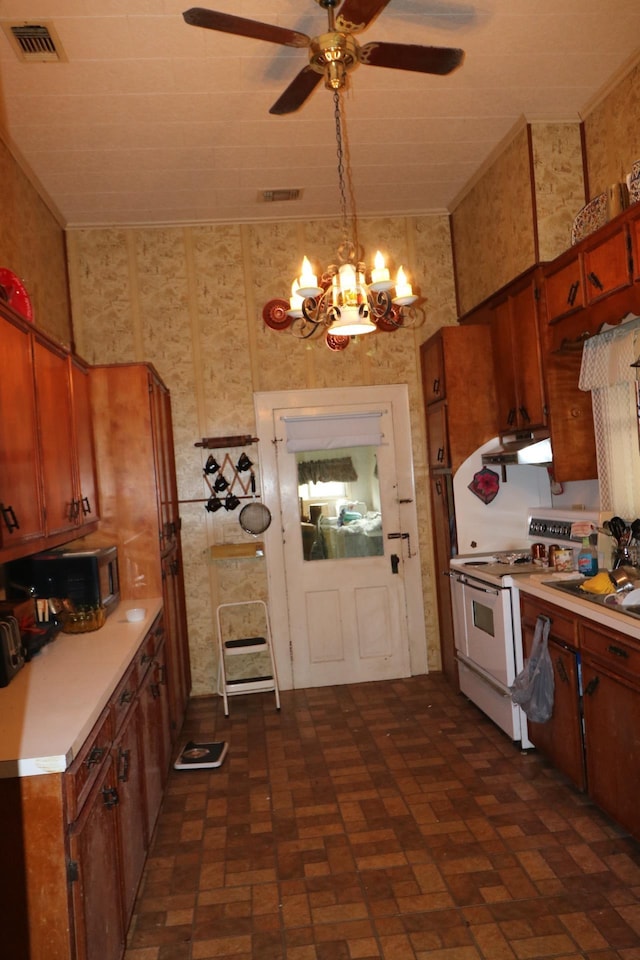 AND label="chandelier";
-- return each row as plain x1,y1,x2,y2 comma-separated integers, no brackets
262,89,420,351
